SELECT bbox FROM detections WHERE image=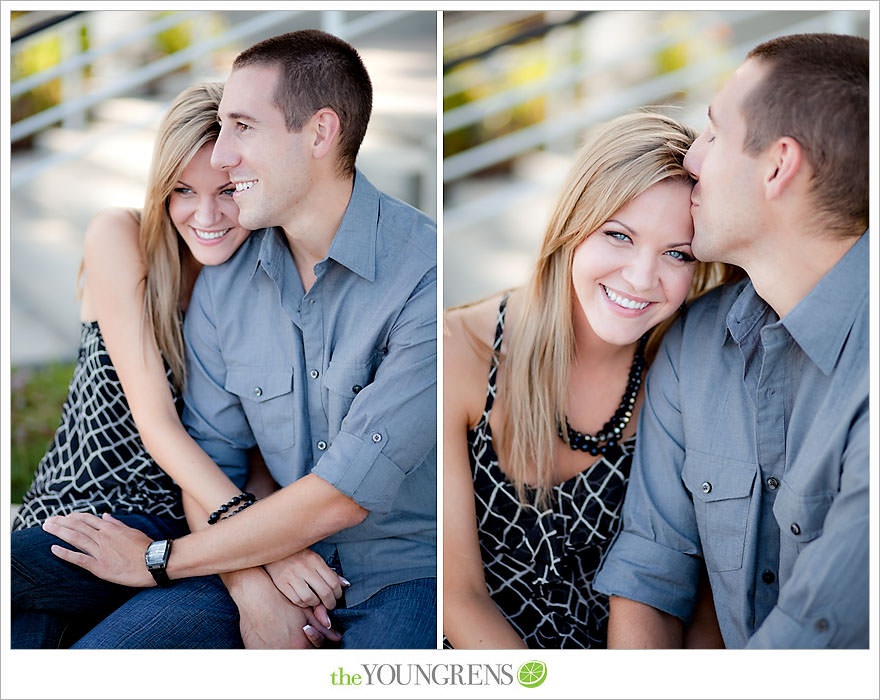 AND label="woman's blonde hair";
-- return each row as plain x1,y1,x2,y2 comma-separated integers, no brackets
496,110,742,505
139,81,224,391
